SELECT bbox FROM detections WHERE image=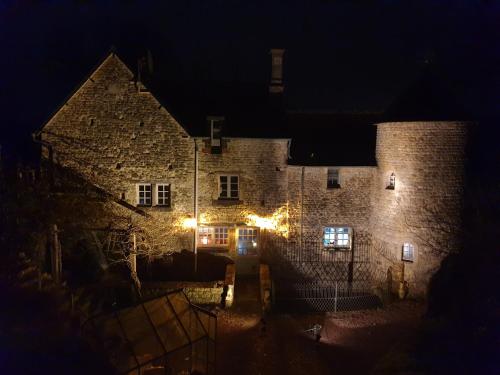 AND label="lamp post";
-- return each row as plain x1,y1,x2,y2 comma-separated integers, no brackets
193,141,199,274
